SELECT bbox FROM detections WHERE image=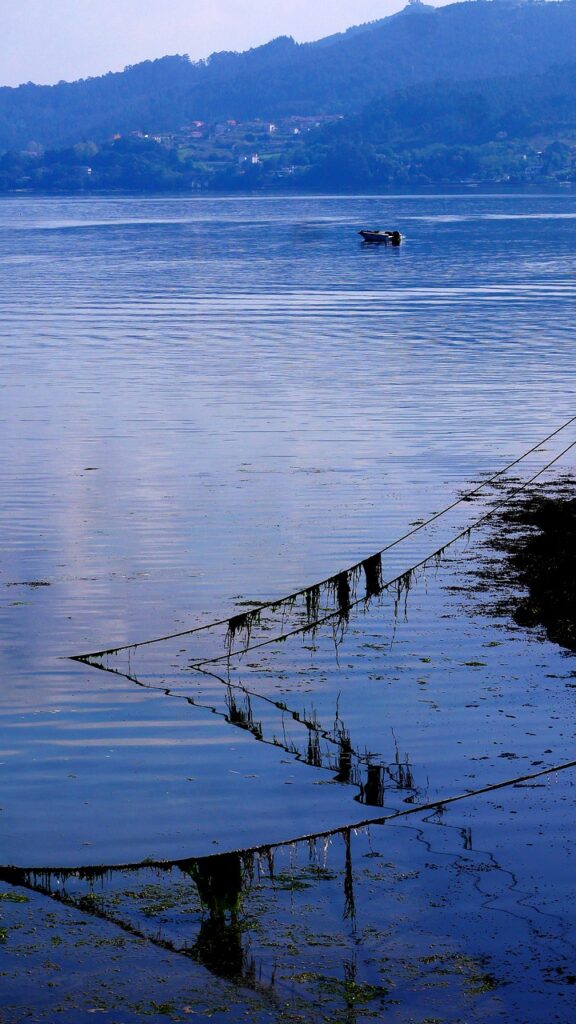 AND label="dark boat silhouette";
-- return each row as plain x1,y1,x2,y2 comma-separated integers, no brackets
359,229,403,245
